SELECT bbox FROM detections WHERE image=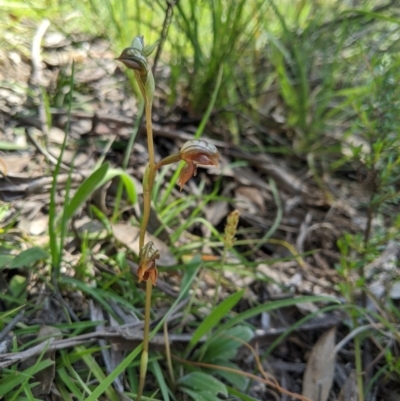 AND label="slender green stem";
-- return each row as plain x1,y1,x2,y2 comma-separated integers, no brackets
137,101,156,401
254,178,282,251
155,152,181,170
158,66,223,210
137,279,153,401
213,248,227,307
139,102,155,249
